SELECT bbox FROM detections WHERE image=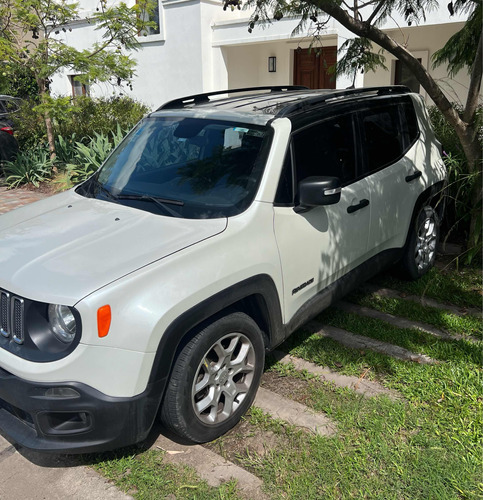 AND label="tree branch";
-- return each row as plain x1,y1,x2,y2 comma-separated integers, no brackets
87,37,116,59
366,0,386,25
358,0,379,9
341,1,353,11
314,0,465,132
